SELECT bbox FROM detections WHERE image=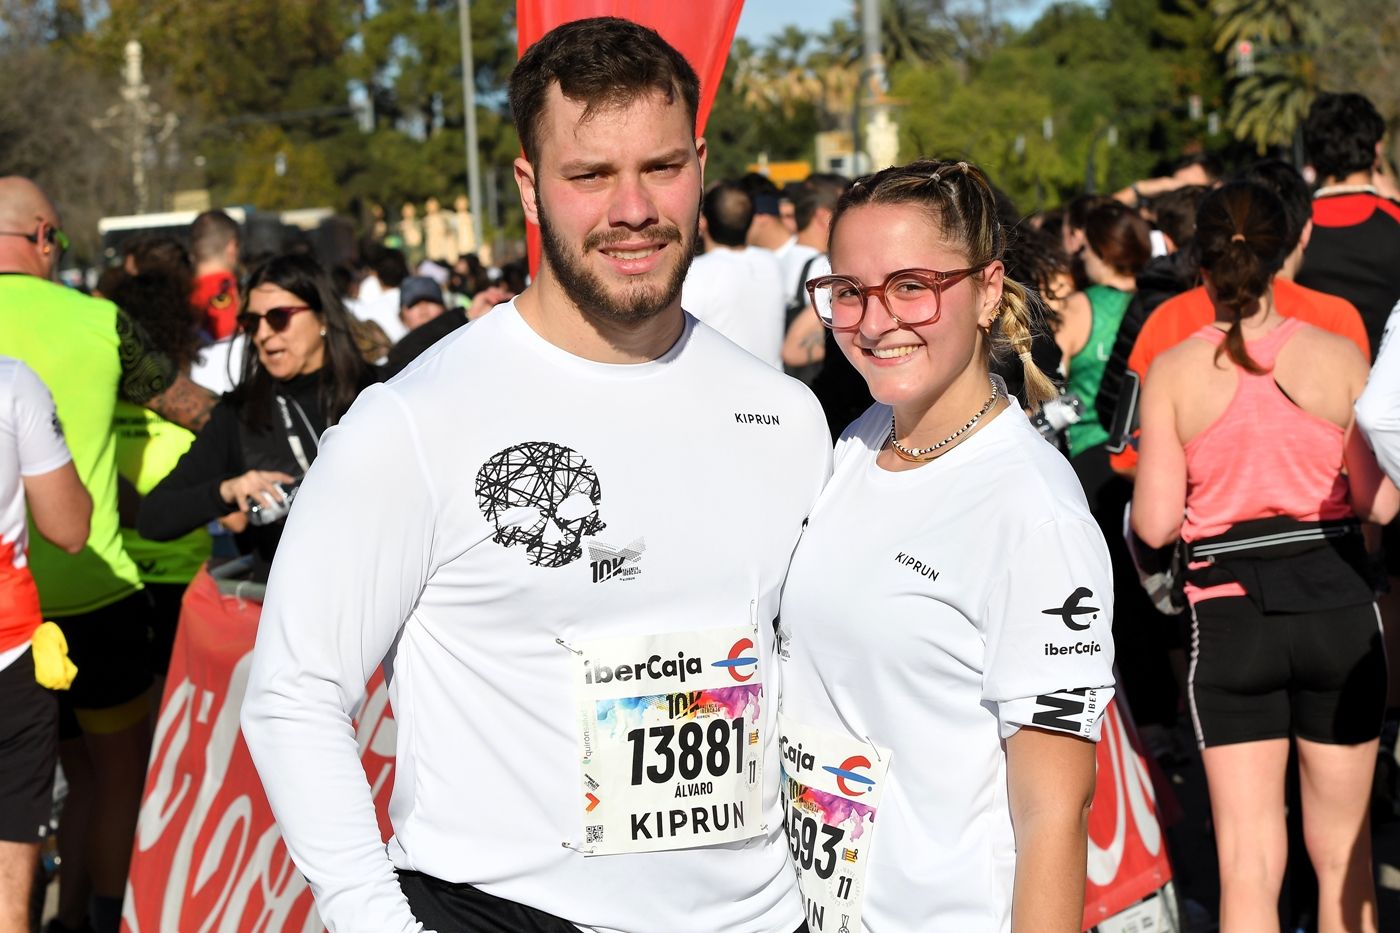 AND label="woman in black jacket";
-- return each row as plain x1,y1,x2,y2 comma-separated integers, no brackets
139,253,377,581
